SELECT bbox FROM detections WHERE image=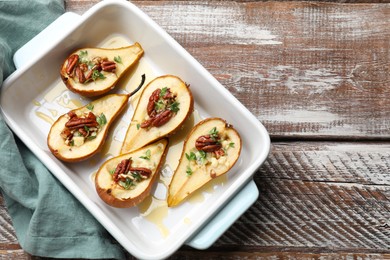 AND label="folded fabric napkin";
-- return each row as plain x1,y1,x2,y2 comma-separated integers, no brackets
0,0,125,258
